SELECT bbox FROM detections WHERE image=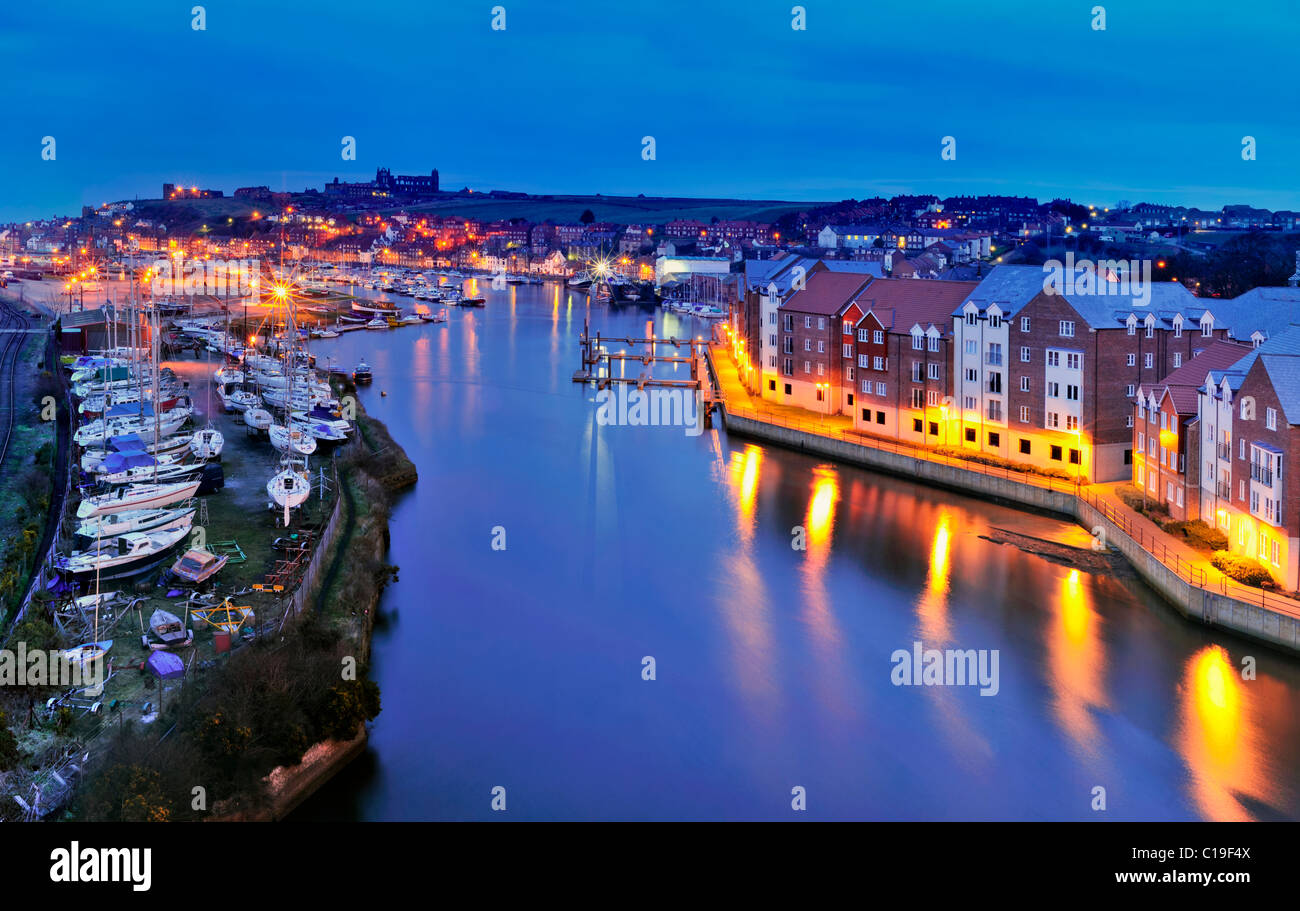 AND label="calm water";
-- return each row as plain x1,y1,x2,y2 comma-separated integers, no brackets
295,280,1300,821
